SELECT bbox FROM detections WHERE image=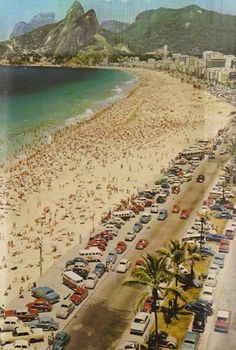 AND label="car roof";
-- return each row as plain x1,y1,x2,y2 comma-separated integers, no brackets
4,316,19,322
217,310,230,318
15,307,28,313
203,286,214,292
135,312,149,319
14,340,29,345
120,258,128,263
184,331,199,340
38,316,53,321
